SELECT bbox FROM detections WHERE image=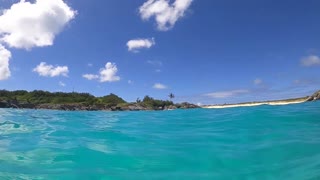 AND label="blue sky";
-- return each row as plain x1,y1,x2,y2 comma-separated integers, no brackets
0,0,320,104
